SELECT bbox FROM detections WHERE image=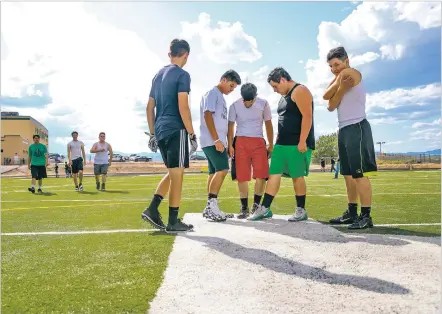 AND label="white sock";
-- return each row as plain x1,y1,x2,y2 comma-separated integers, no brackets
31,184,35,188
38,185,42,189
